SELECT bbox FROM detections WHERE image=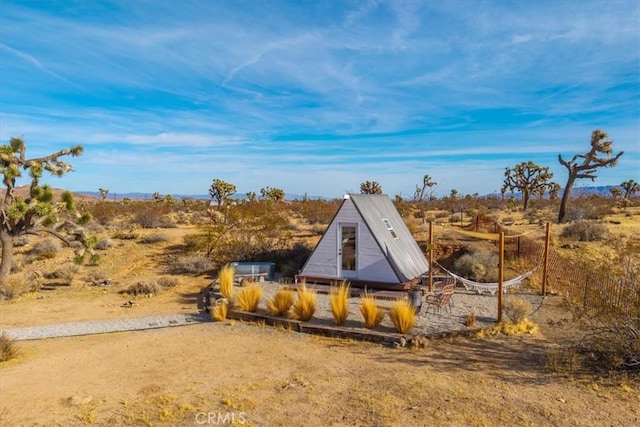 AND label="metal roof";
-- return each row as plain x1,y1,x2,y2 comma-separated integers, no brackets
349,194,429,282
